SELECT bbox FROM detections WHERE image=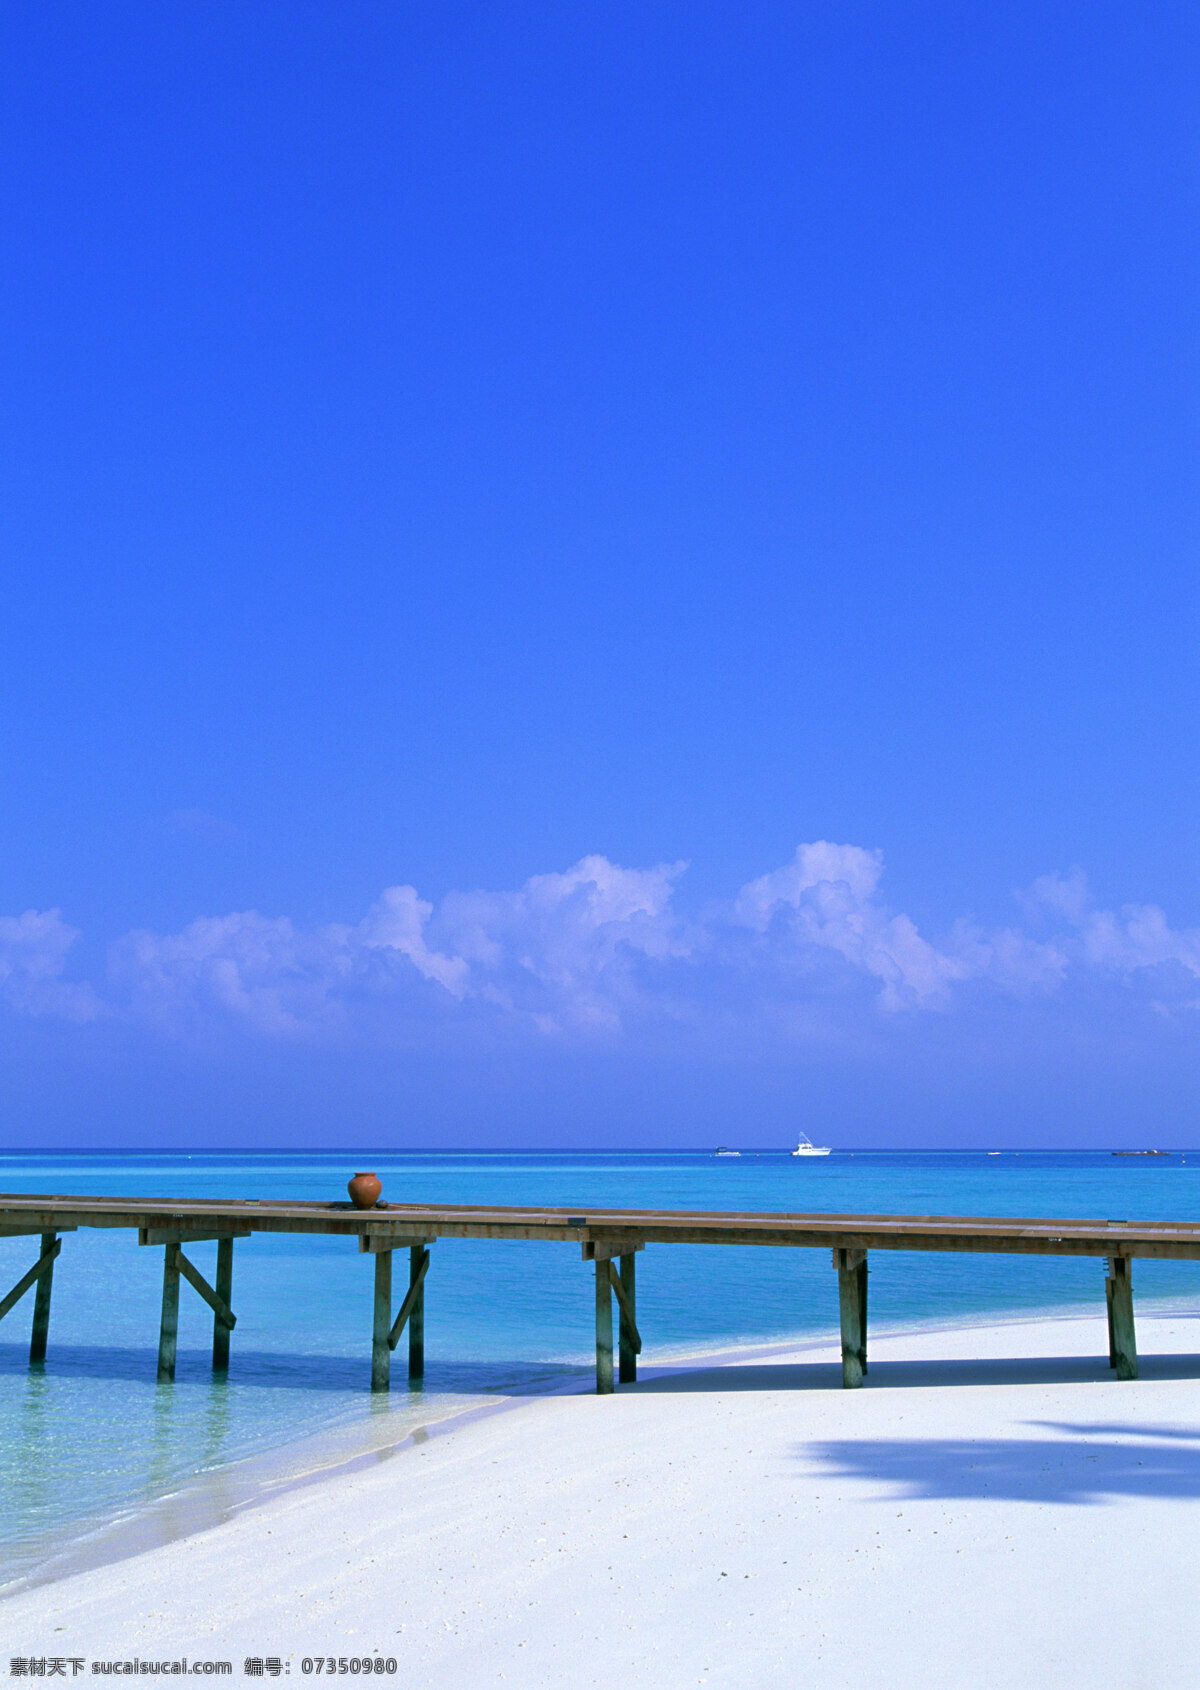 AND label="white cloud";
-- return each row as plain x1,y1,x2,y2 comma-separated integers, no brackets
351,886,469,997
0,909,102,1022
434,855,688,1031
3,846,1197,1042
731,842,968,1009
112,892,471,1038
107,855,690,1038
113,912,338,1037
942,919,1067,995
1025,871,1200,987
